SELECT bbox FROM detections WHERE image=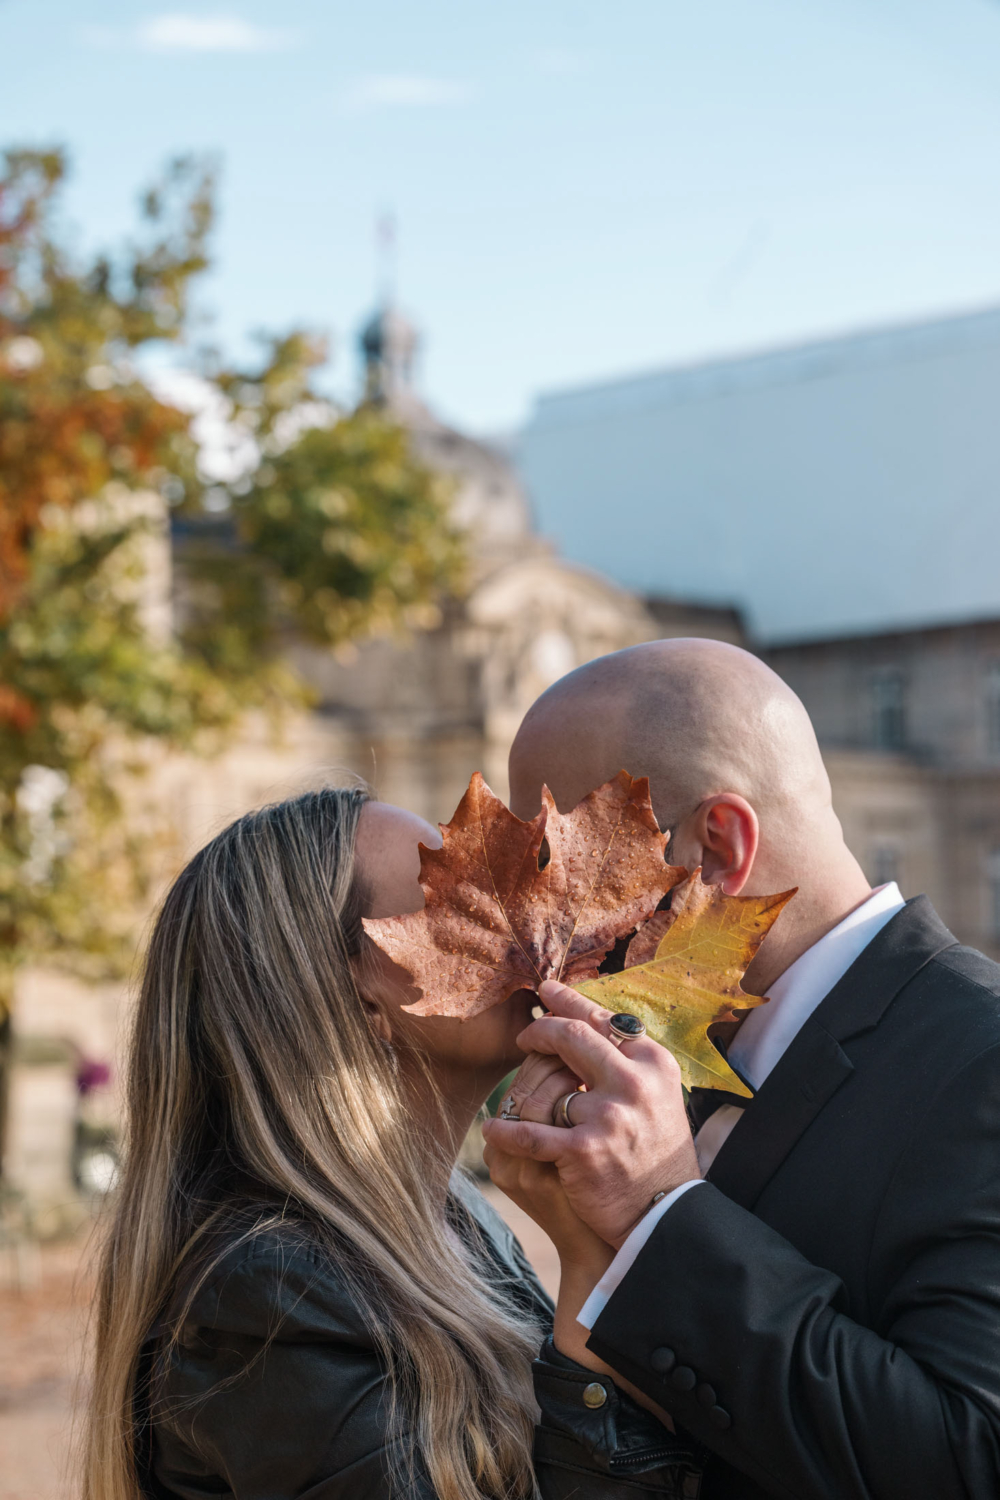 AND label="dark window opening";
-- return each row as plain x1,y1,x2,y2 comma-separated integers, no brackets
988,851,1000,945
869,846,900,889
871,670,907,749
985,665,1000,755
